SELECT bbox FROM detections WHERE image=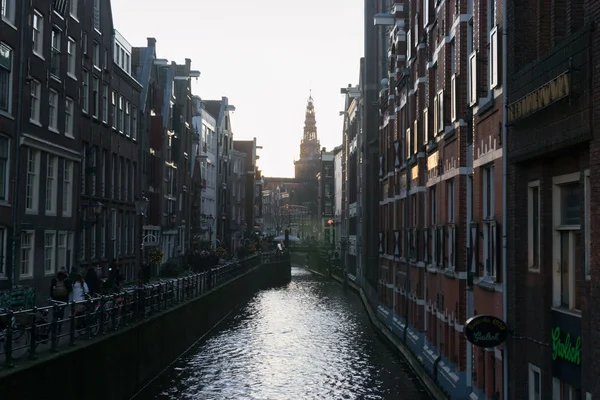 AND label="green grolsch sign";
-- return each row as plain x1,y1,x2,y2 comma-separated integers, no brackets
464,315,509,348
551,327,581,366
